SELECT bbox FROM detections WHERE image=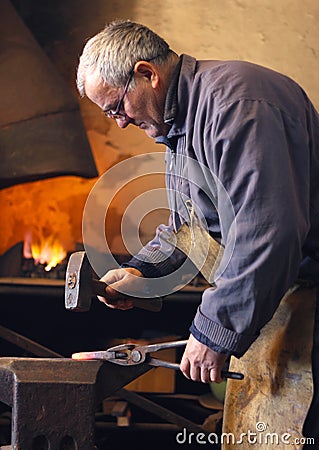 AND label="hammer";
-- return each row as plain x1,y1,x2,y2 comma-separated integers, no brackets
65,251,162,312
